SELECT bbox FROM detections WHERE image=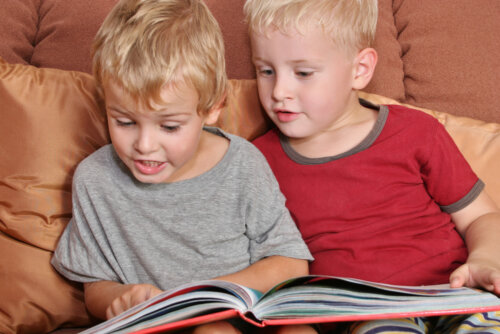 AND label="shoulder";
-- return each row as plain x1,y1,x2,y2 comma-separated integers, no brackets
212,129,280,184
386,104,442,129
252,128,280,148
383,104,446,142
251,128,282,162
212,128,265,161
73,144,117,184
